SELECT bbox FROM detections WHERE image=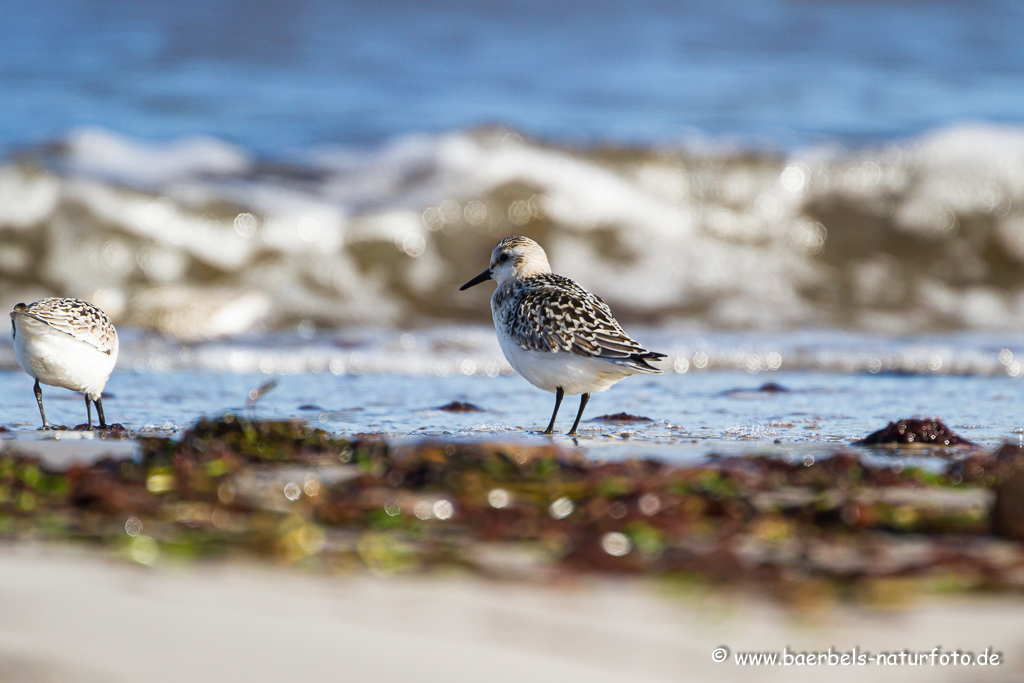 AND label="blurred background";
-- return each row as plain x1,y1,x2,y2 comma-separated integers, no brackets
2,0,1024,340
8,6,1024,679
